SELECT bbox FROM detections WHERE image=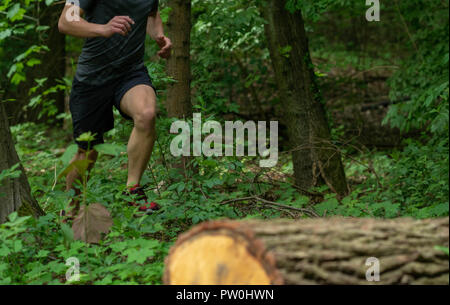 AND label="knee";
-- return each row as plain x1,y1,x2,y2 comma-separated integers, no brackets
134,107,156,133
